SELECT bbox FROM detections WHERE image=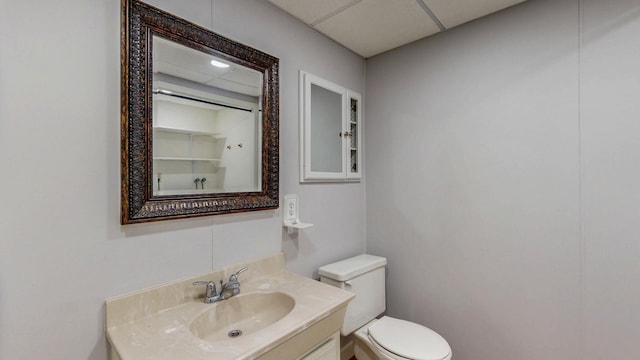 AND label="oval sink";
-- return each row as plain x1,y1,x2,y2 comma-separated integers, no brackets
189,291,295,342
